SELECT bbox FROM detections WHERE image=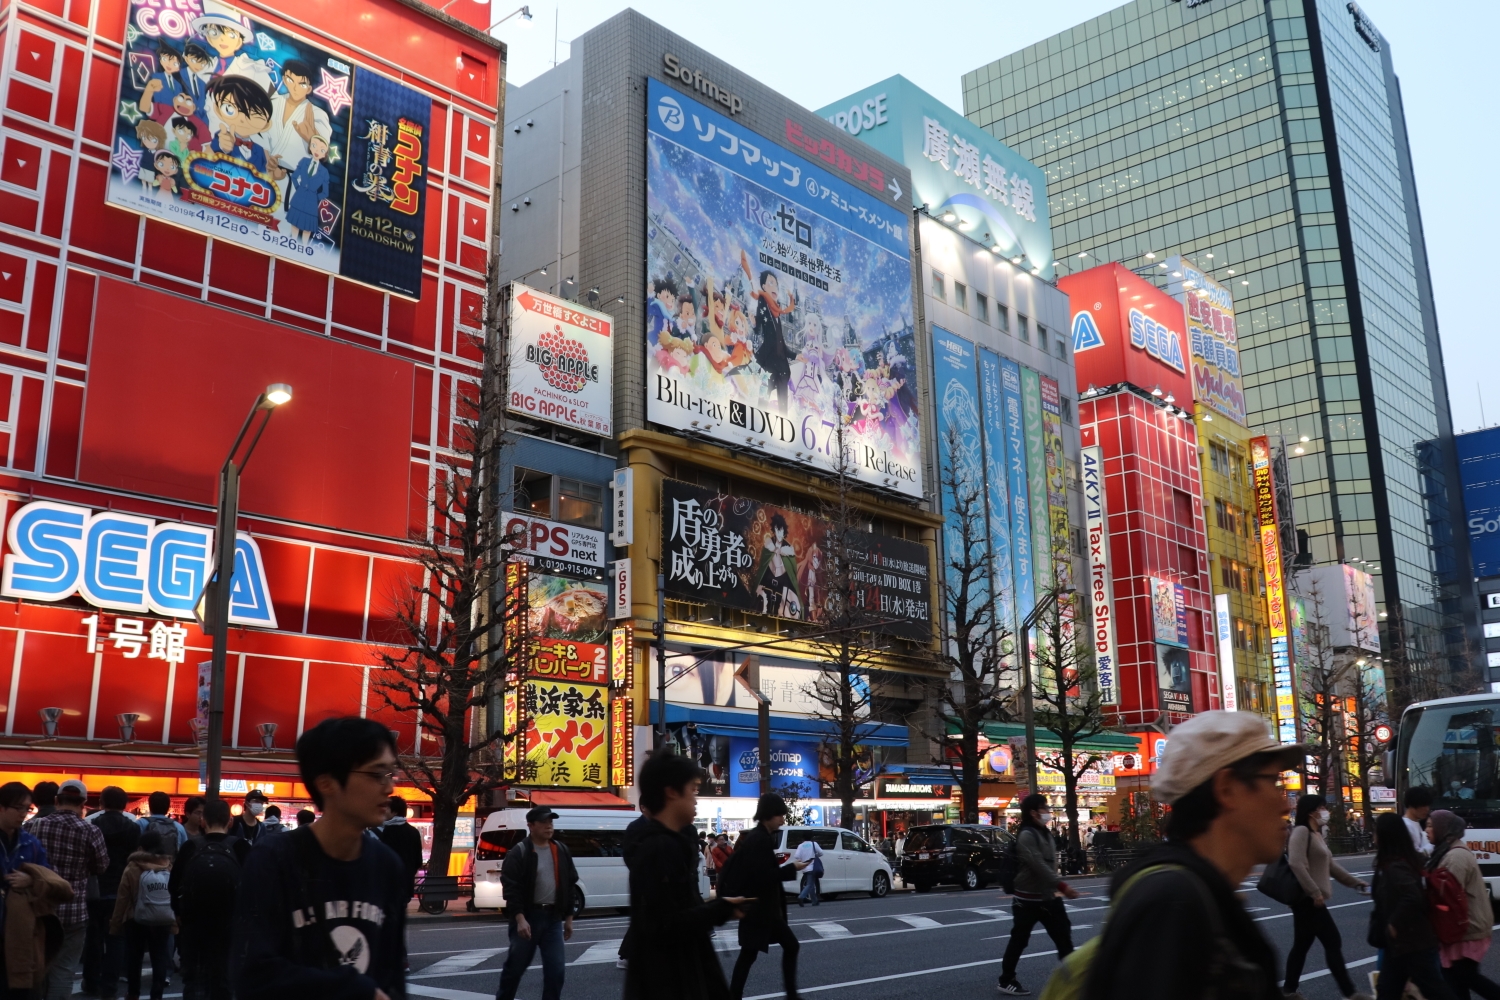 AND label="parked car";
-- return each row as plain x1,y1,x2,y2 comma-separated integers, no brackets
470,807,708,913
898,823,1012,892
769,826,894,899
